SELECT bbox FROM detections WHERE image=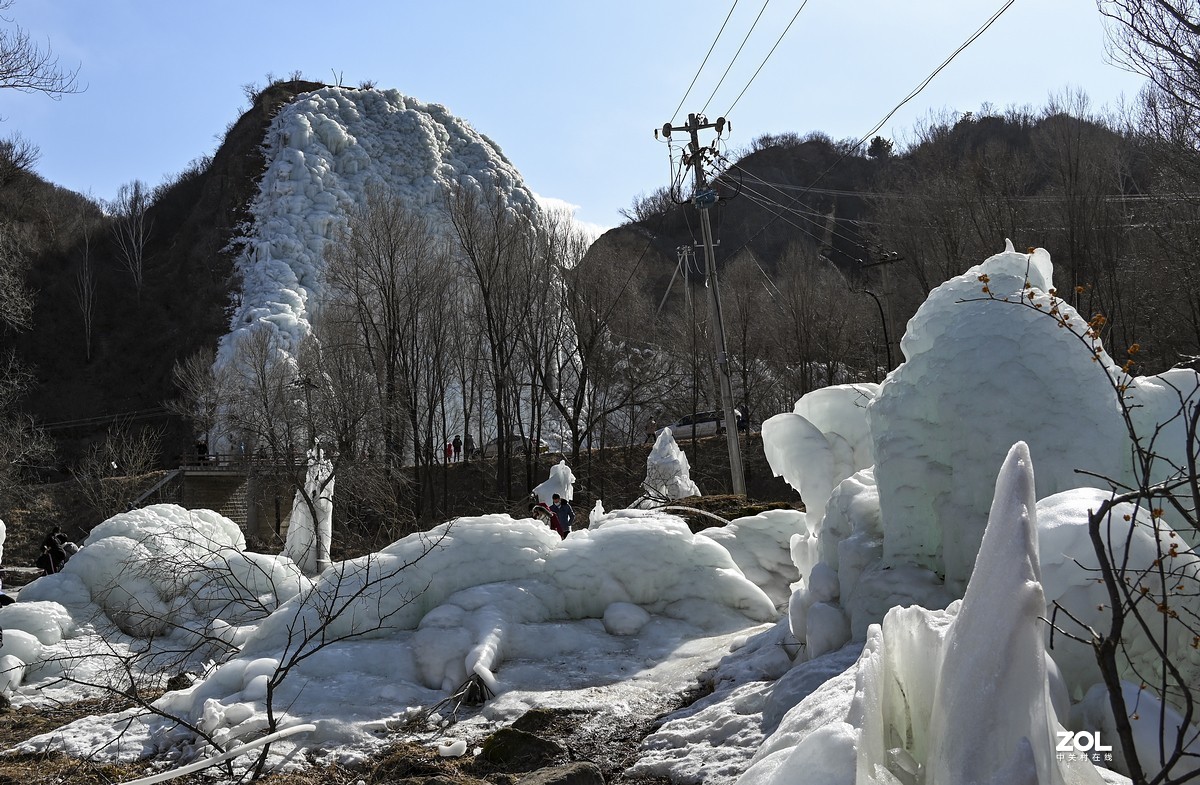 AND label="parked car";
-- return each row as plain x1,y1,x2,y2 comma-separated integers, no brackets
656,409,746,439
479,435,547,459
